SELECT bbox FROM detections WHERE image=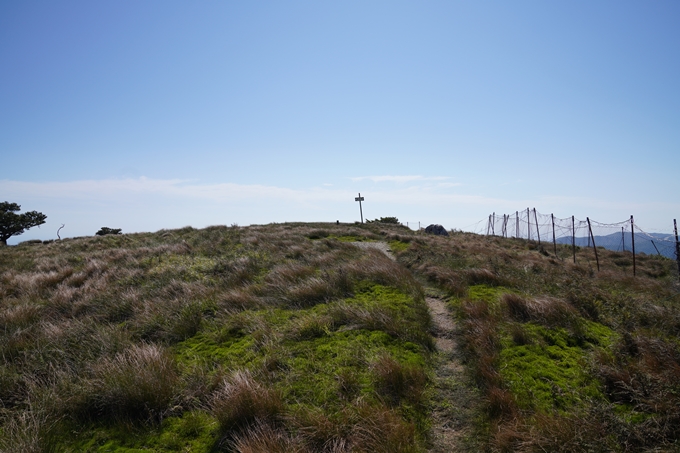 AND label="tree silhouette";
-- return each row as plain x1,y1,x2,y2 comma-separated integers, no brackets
0,202,47,245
